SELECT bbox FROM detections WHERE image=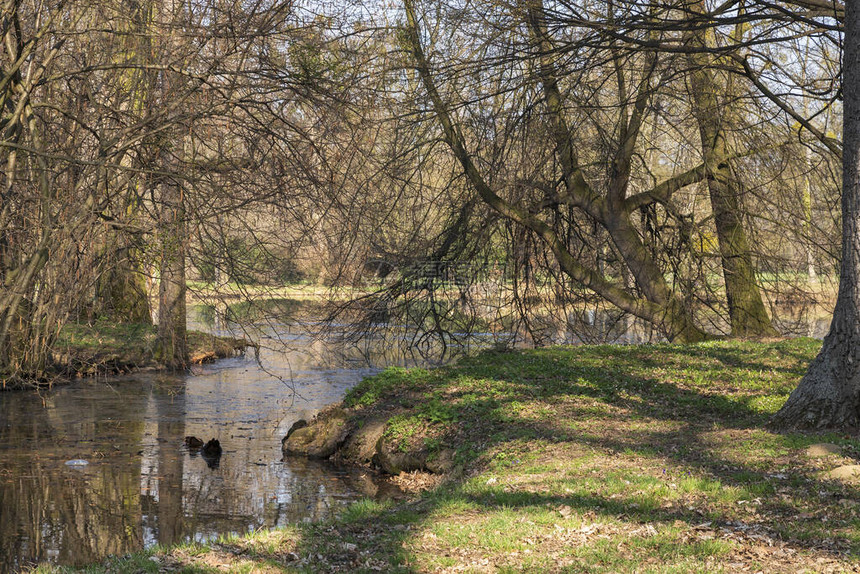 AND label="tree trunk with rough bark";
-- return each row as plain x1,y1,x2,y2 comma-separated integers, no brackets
153,0,187,370
95,245,152,324
156,171,187,370
686,0,776,338
772,1,860,429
